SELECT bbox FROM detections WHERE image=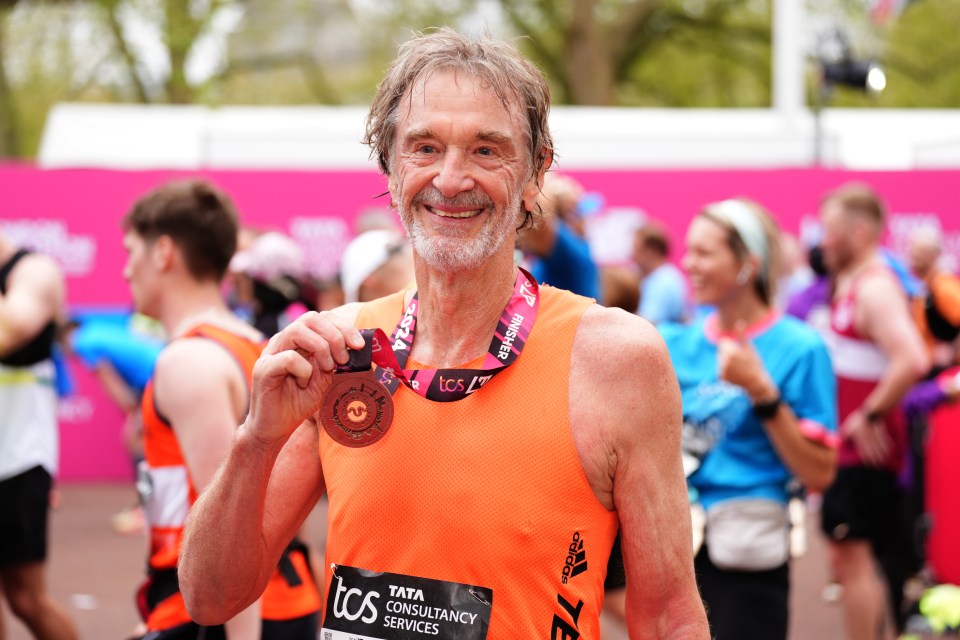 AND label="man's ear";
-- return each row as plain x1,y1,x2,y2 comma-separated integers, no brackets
387,175,400,210
152,235,176,272
522,150,553,212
